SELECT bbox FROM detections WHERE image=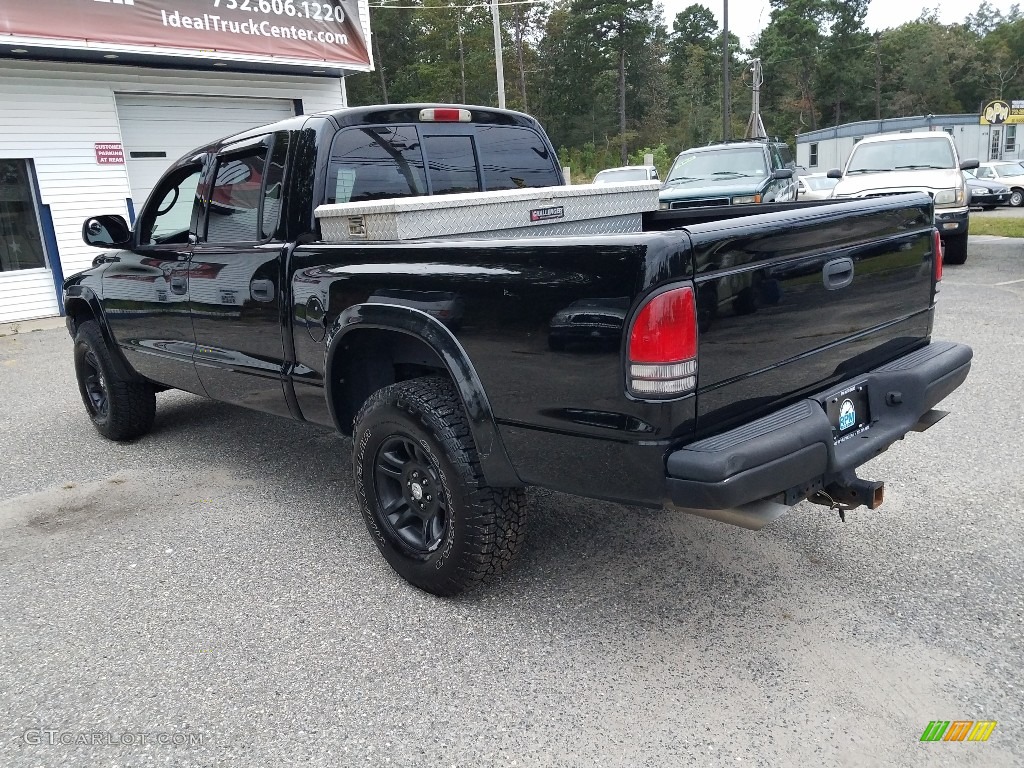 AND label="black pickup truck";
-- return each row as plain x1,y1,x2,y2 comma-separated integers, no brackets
65,104,972,595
